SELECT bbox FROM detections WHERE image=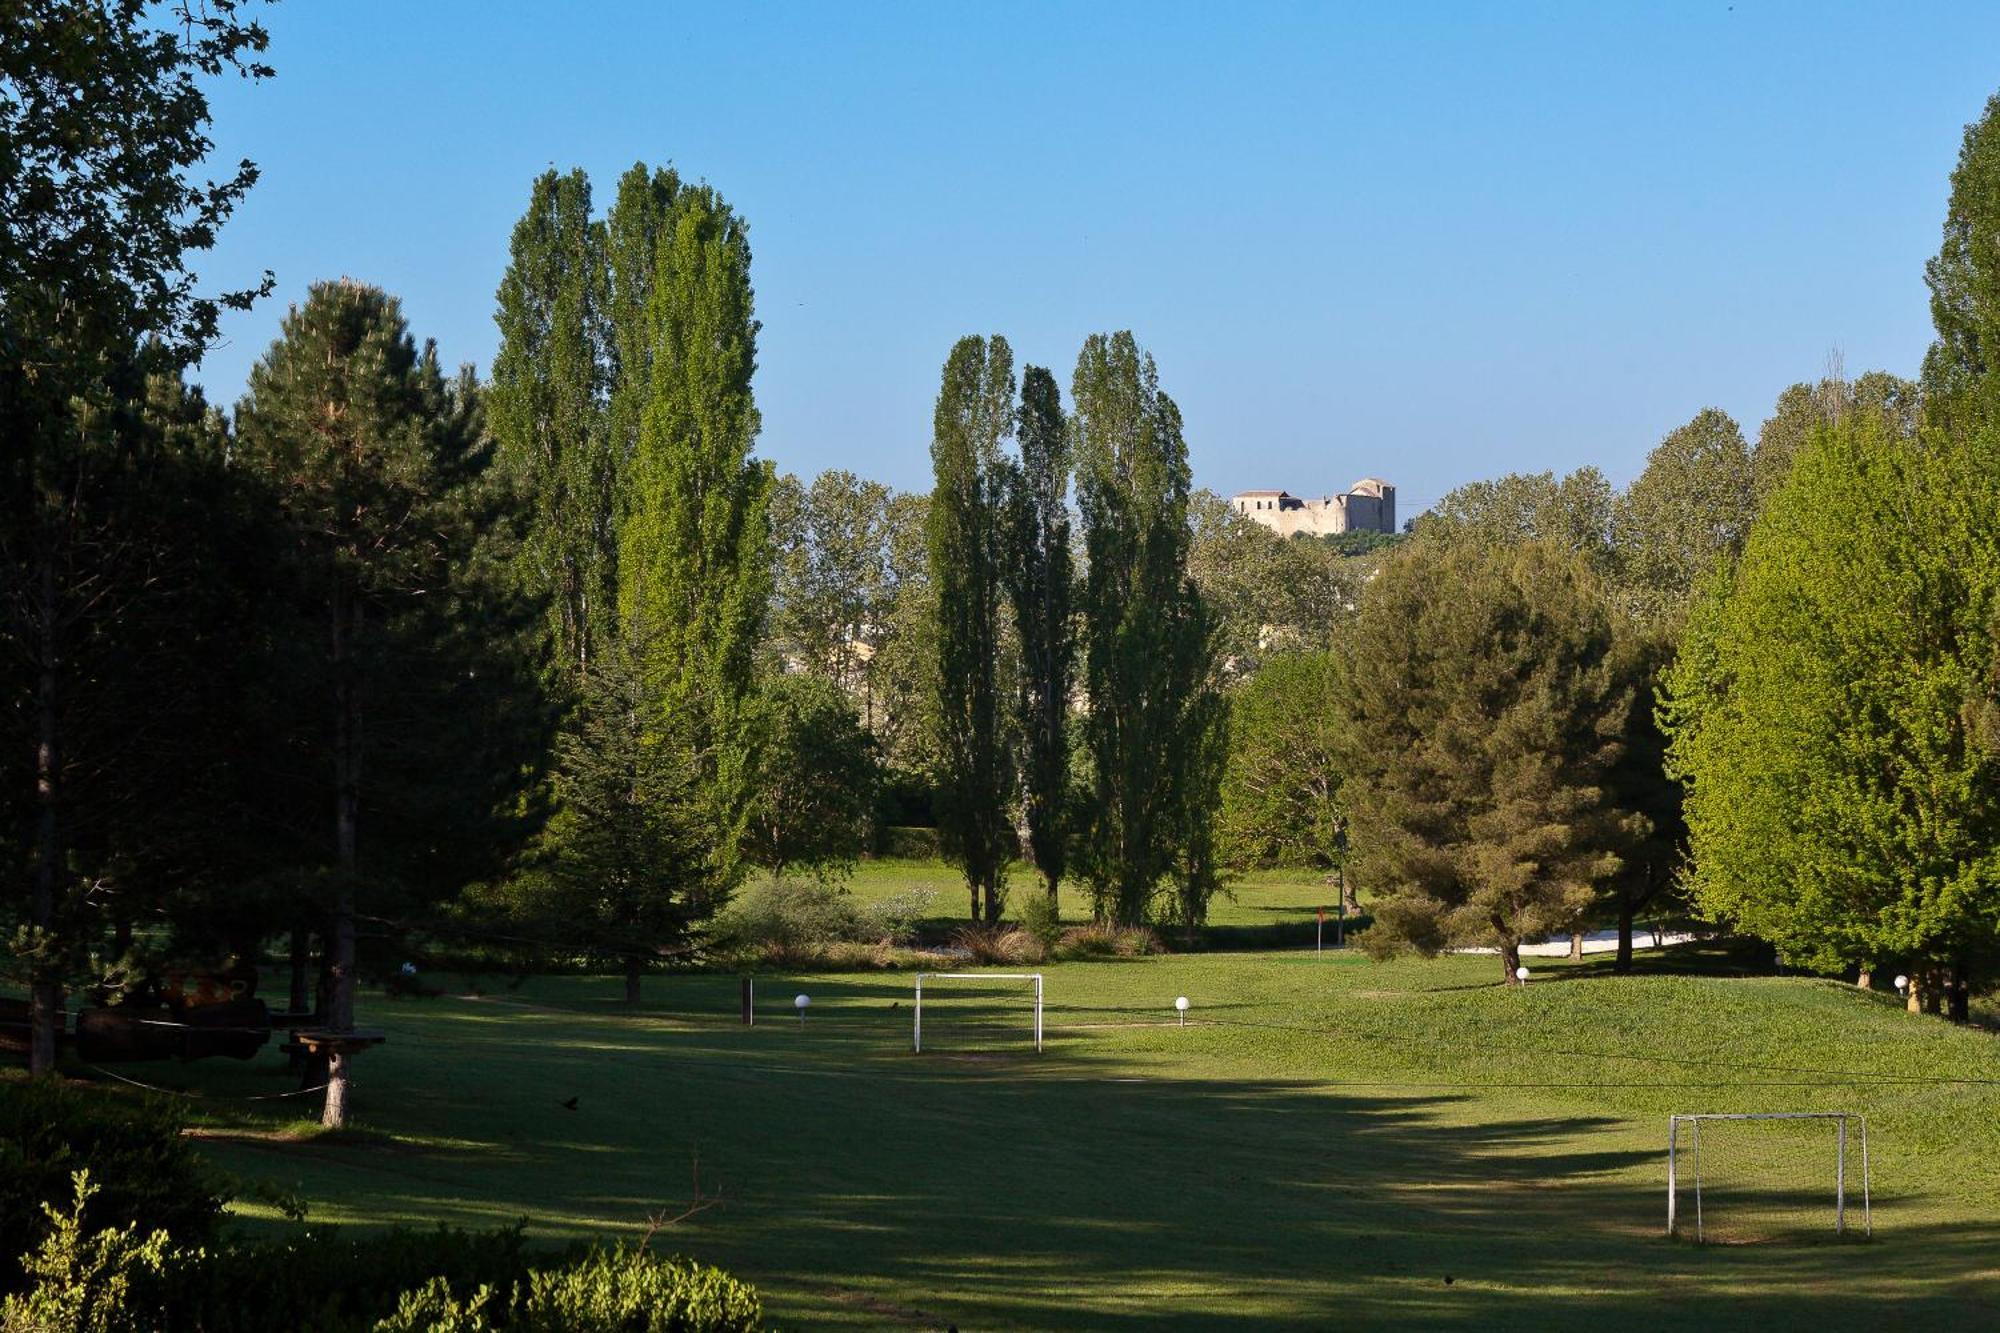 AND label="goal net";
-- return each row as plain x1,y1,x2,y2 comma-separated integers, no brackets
912,973,1043,1055
1667,1113,1870,1242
